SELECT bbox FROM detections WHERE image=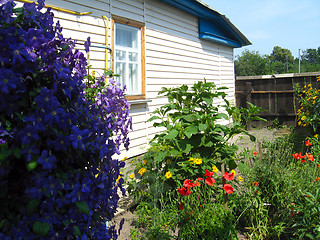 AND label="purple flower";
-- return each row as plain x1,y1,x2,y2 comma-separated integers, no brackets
25,28,46,48
0,68,19,94
38,150,56,171
84,37,90,53
37,0,45,10
69,125,90,150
